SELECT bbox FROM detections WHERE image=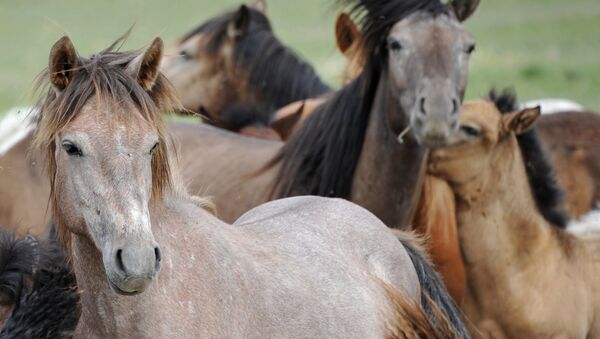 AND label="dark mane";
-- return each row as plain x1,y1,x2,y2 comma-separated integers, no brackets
0,231,38,307
488,88,569,228
267,0,449,199
0,227,80,338
184,7,330,113
32,36,181,251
